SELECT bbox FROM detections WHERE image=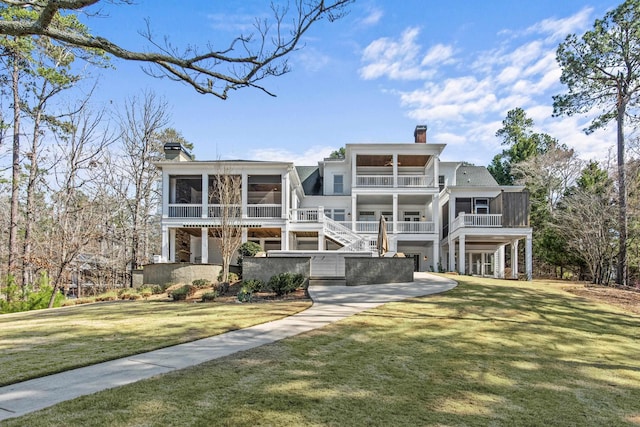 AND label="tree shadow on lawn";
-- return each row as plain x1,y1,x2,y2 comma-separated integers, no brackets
5,279,640,426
